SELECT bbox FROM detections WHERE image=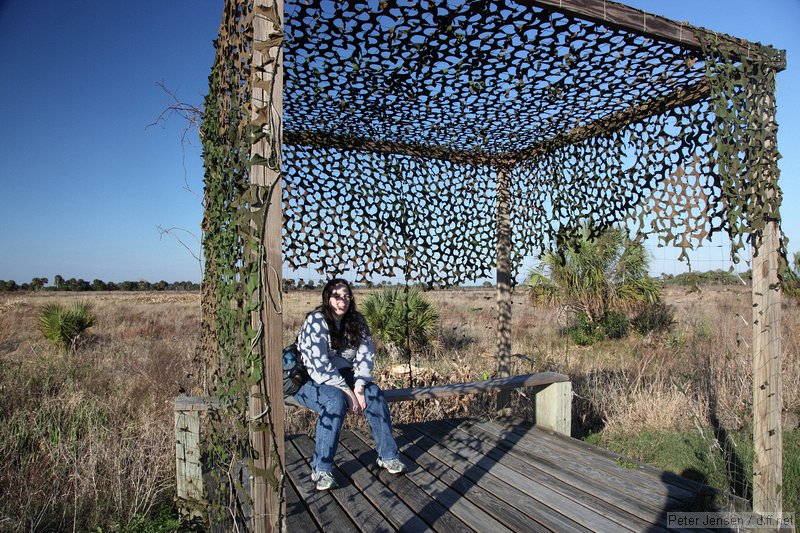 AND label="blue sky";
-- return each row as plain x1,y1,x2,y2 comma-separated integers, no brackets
0,1,798,284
